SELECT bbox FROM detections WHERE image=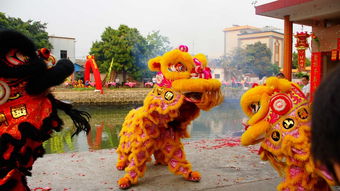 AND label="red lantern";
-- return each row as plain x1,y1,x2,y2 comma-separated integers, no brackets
294,32,310,72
